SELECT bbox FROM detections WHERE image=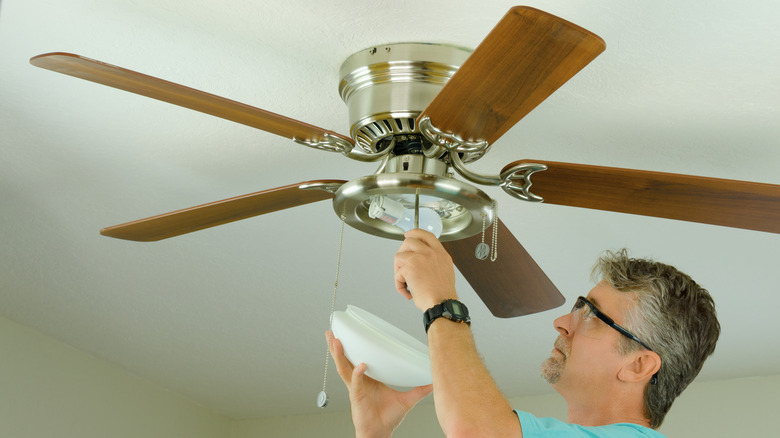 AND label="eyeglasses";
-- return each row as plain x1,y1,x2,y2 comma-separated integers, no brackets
571,296,653,351
570,296,658,384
